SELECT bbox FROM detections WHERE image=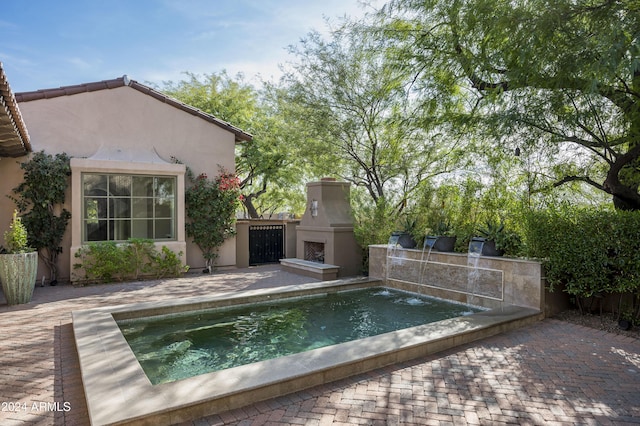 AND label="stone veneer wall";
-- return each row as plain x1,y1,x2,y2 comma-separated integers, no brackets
369,245,546,312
